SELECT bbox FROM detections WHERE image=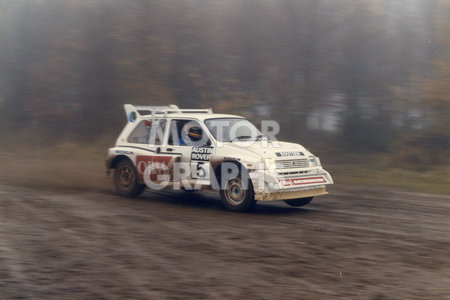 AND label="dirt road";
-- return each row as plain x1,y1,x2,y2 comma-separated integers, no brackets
1,184,449,299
